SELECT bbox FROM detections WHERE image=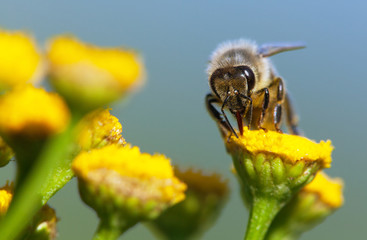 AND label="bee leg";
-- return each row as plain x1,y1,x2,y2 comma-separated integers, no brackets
257,88,269,130
205,93,237,139
273,77,285,133
221,96,239,139
274,104,282,133
284,93,301,135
